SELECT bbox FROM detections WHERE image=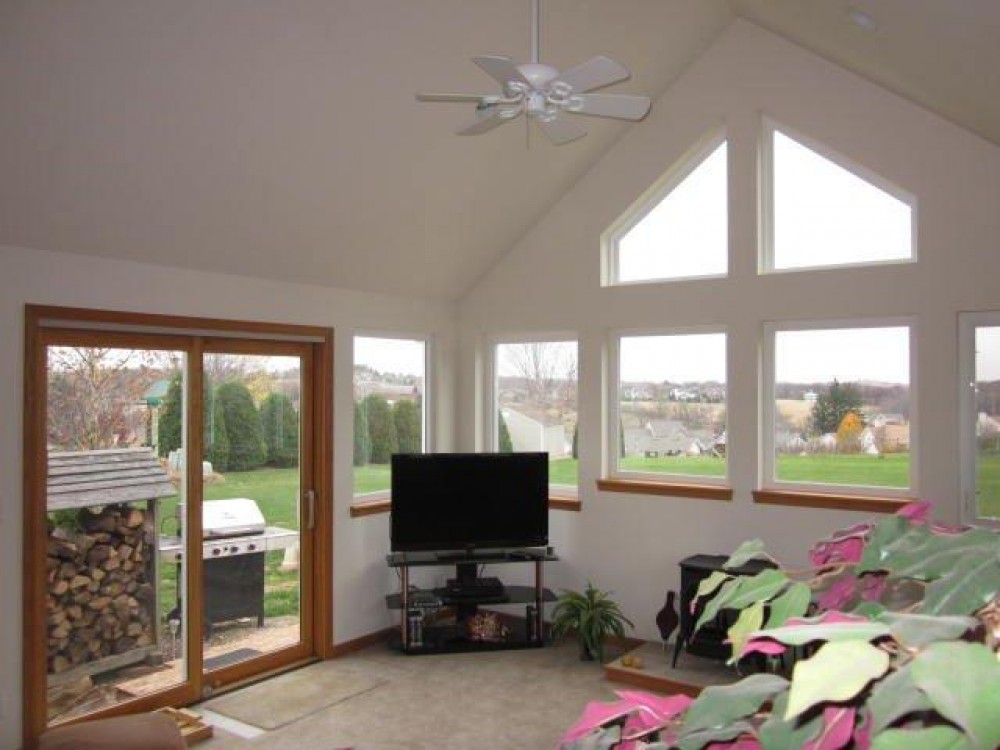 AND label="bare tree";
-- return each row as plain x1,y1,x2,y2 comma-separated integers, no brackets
47,347,169,450
501,342,577,406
